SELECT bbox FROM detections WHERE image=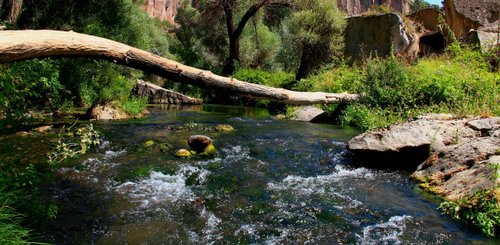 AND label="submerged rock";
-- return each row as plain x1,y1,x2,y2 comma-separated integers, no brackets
188,135,213,153
175,149,193,158
348,115,500,200
34,125,53,133
214,124,235,132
